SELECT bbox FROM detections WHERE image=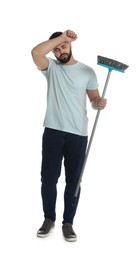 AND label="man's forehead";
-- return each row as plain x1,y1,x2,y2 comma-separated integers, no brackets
55,42,68,49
